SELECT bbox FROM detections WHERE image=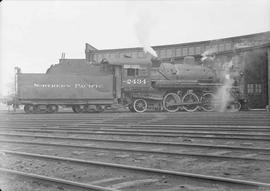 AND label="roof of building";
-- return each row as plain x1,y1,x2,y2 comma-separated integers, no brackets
86,31,270,53
102,57,152,66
